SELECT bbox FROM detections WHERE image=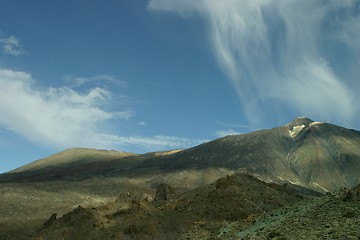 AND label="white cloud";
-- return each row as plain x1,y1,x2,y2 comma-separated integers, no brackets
149,0,360,127
0,69,203,151
0,69,117,148
0,36,24,56
215,129,241,138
